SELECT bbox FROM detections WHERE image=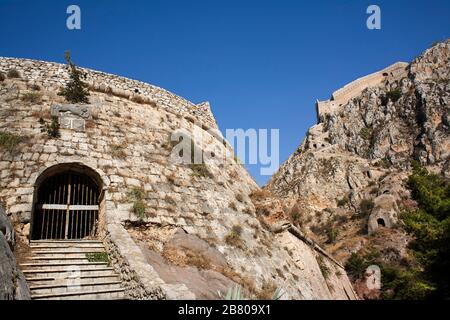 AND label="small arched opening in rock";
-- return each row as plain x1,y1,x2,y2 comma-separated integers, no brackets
377,218,386,227
31,163,103,240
